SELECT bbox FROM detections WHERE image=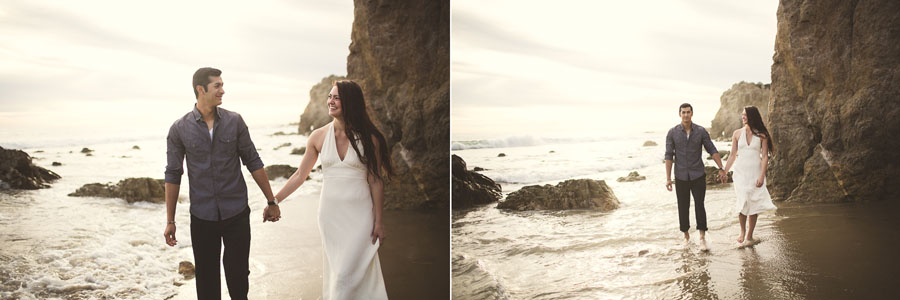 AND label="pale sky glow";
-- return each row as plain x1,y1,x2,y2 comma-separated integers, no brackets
452,0,778,140
0,0,353,139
